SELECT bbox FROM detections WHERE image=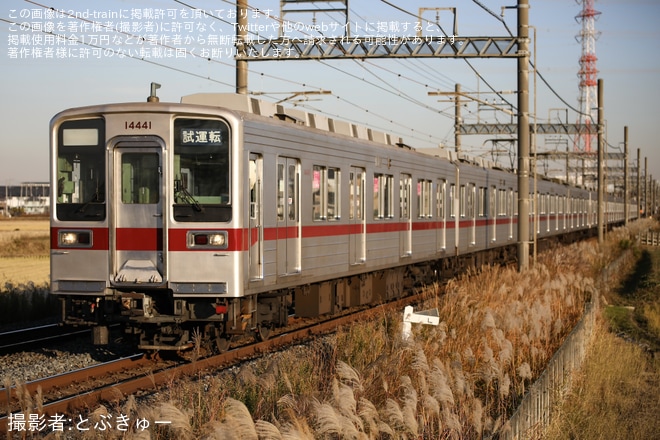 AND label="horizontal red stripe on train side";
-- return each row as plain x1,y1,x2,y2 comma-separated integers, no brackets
50,216,531,253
